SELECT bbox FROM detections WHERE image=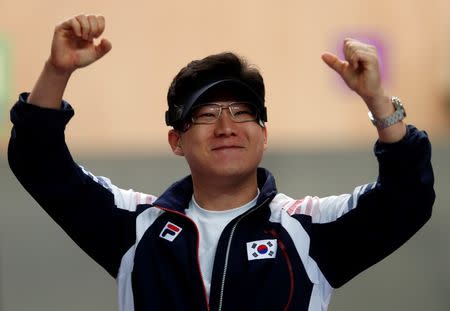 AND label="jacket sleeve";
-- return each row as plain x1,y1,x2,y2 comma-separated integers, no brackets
7,93,148,278
307,125,435,288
